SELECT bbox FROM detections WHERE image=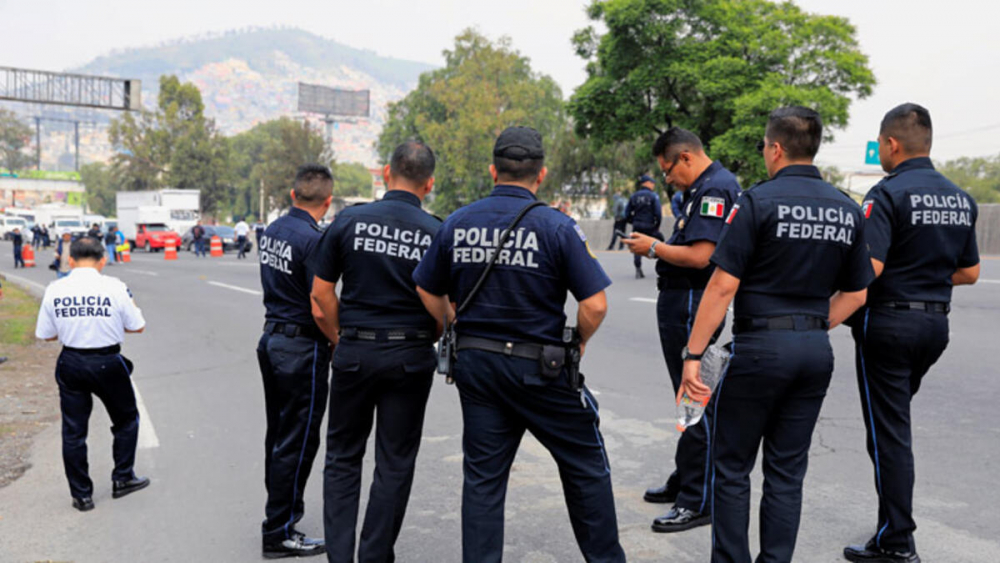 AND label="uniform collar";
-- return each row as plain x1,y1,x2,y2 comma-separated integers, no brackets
490,184,537,200
69,267,100,277
382,189,422,207
686,161,723,198
890,156,934,175
772,164,823,180
287,206,318,226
